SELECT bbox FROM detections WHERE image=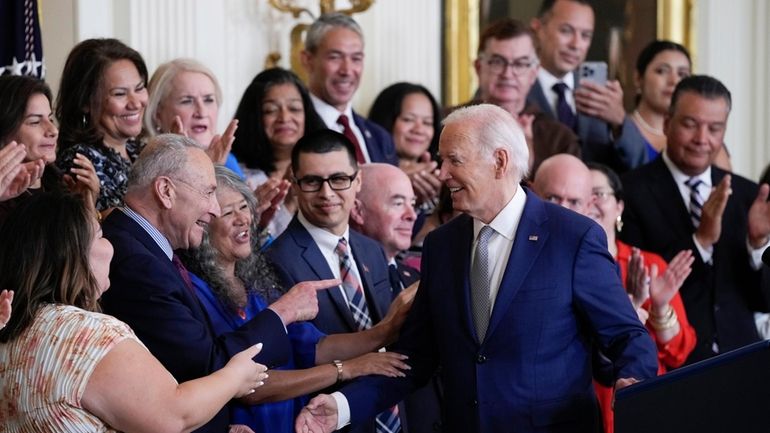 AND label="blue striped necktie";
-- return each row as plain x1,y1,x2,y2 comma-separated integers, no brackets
685,178,704,228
